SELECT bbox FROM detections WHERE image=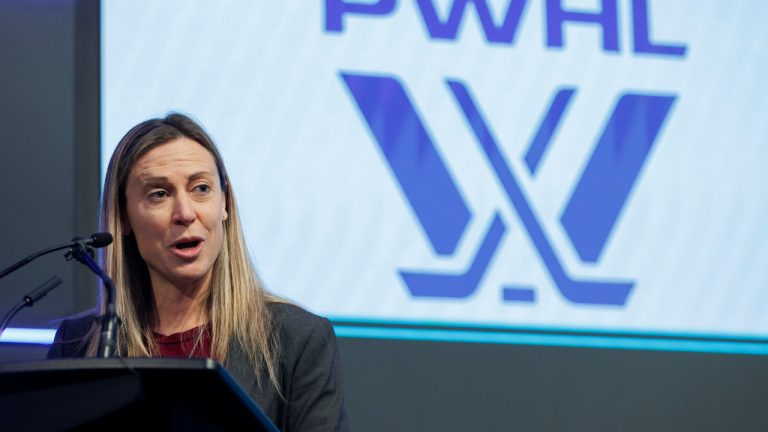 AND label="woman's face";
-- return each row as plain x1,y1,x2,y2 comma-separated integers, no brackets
123,137,227,290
